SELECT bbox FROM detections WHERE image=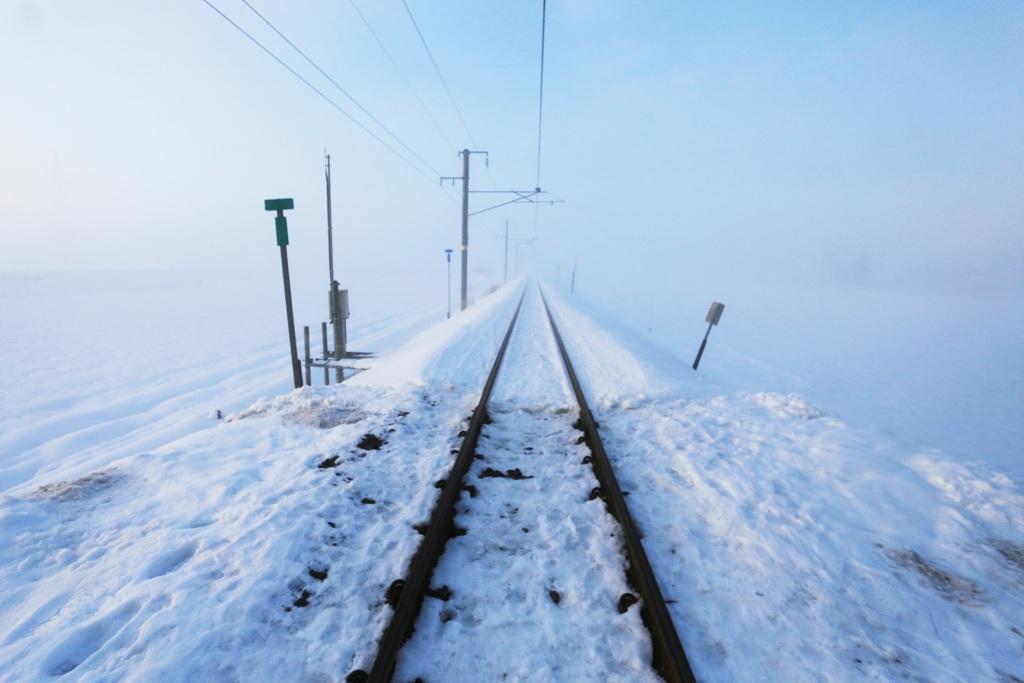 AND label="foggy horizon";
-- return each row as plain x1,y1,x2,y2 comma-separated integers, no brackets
1,1,1021,304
